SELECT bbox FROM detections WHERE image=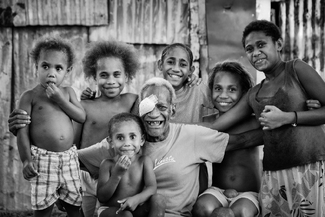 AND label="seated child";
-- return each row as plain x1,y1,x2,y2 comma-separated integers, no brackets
16,36,86,217
192,61,261,217
97,113,164,217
